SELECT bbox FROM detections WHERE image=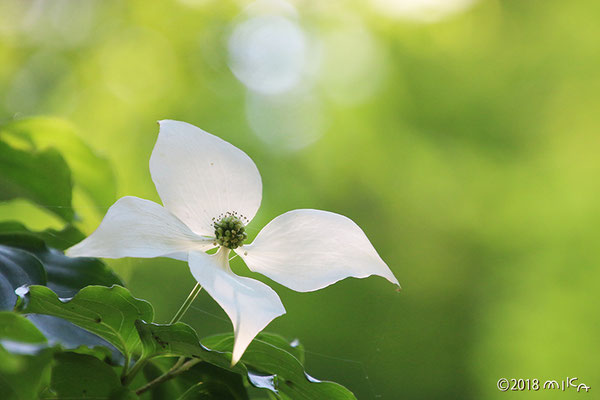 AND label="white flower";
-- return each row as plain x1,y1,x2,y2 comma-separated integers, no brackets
67,120,399,365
